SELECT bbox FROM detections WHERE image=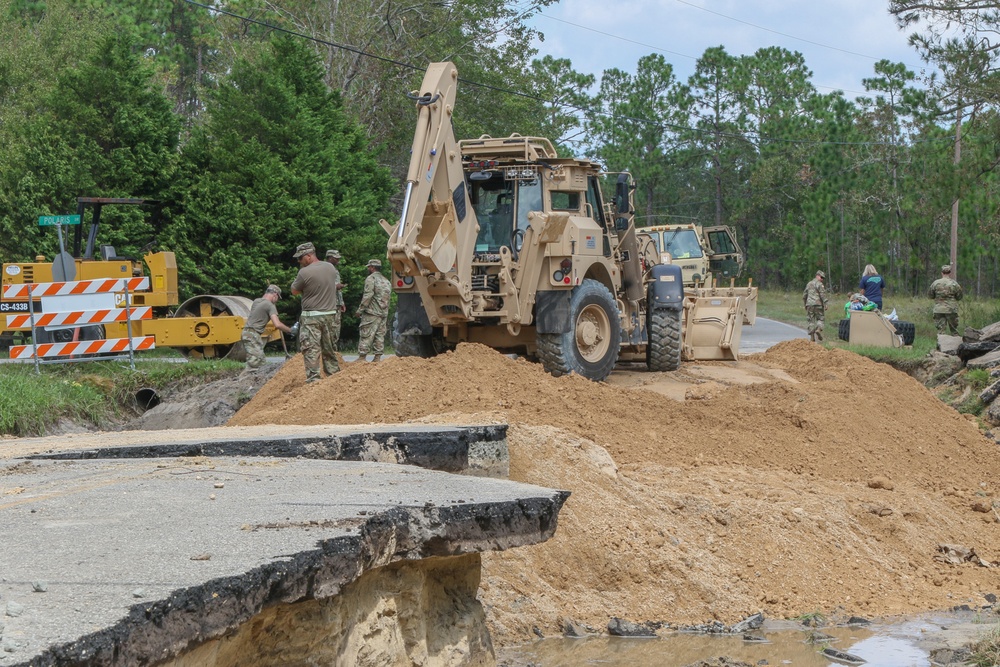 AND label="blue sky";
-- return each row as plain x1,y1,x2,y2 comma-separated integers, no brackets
524,0,932,99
